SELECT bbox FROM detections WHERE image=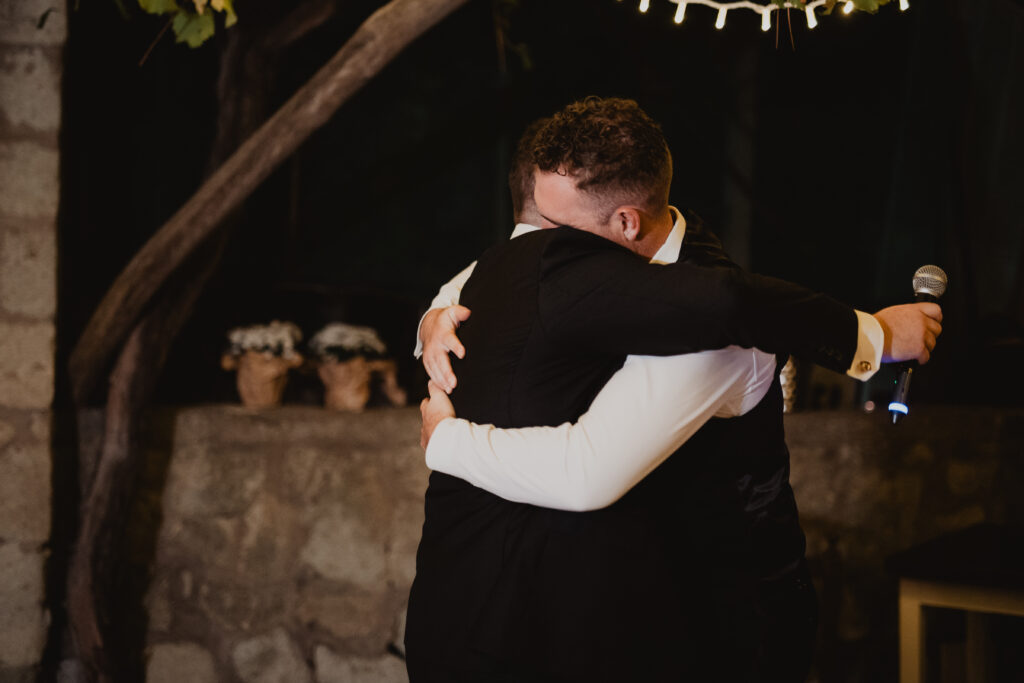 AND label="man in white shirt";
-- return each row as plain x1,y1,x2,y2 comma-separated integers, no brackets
417,117,939,515
407,98,942,681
